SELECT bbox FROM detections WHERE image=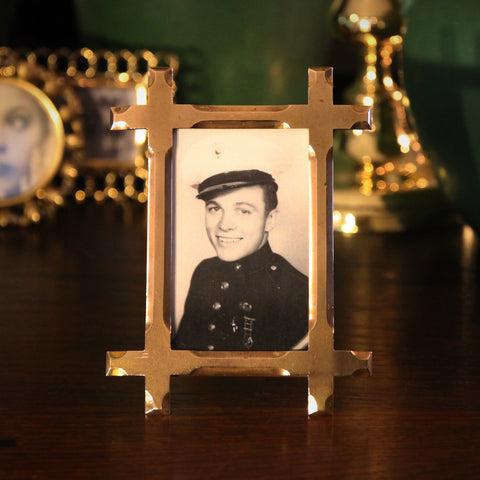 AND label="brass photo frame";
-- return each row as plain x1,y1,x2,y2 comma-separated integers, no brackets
107,67,372,415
